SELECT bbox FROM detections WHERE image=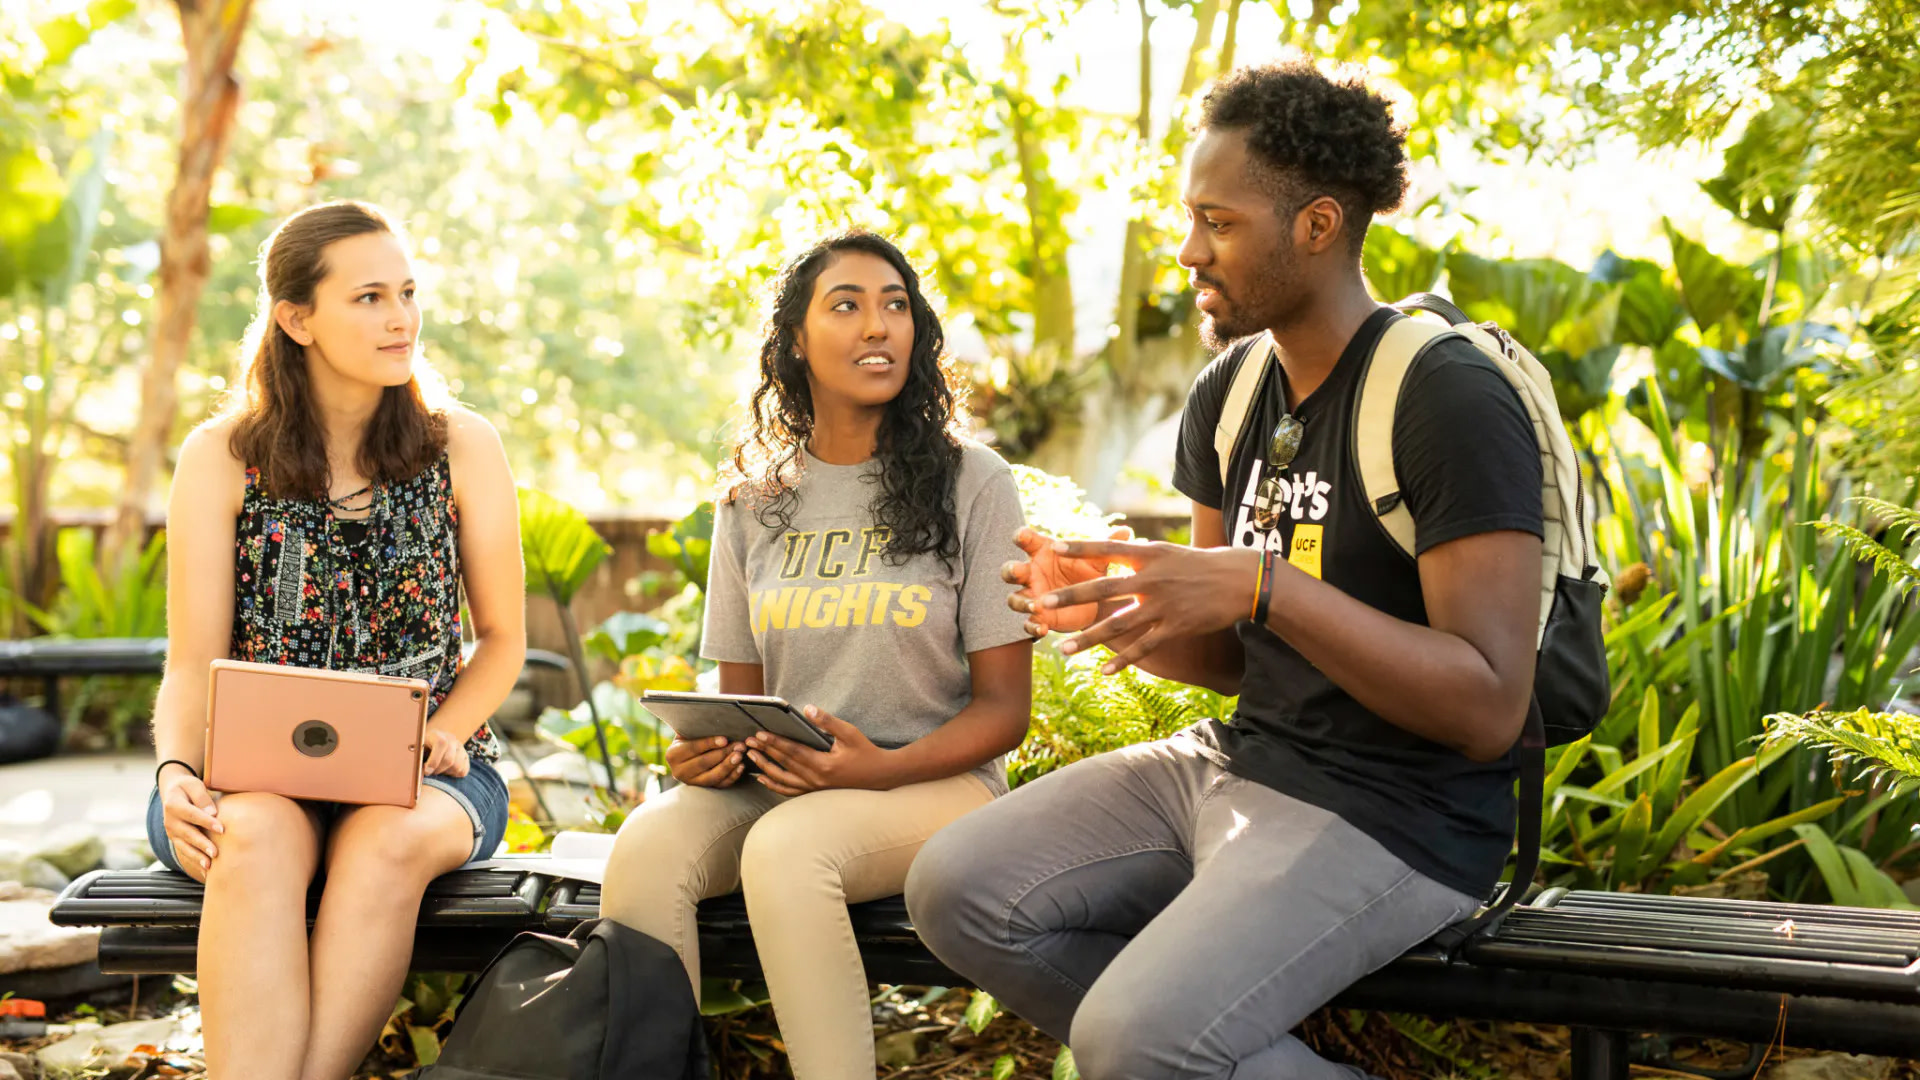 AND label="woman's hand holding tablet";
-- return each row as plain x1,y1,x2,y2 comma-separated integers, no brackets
743,705,896,795
640,691,897,794
664,735,748,788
